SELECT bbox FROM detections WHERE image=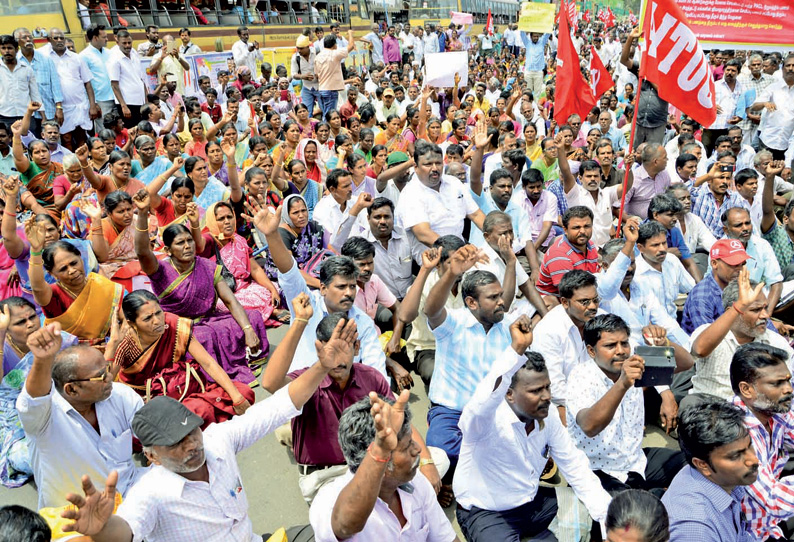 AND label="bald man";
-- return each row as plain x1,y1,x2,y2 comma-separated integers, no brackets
17,323,145,509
